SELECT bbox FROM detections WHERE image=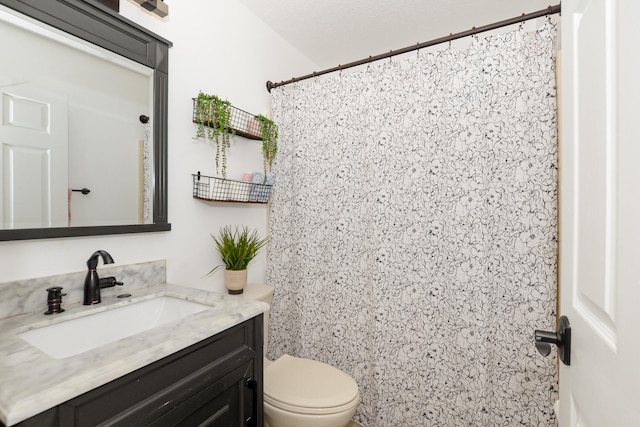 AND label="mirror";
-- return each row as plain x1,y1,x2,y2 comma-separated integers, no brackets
0,0,171,241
